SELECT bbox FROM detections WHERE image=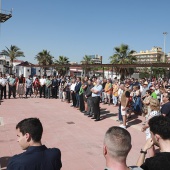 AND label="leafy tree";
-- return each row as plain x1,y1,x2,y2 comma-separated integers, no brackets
81,55,94,76
152,67,166,78
35,50,54,76
1,45,25,74
55,56,70,76
109,44,136,80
